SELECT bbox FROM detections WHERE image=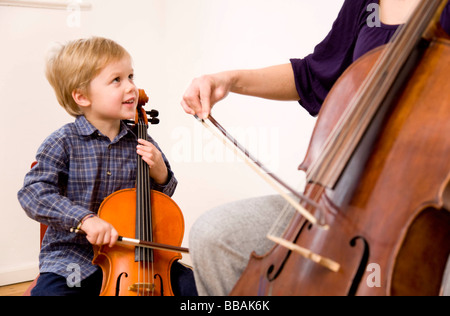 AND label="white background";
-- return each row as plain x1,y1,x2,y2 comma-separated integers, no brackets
0,0,343,285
